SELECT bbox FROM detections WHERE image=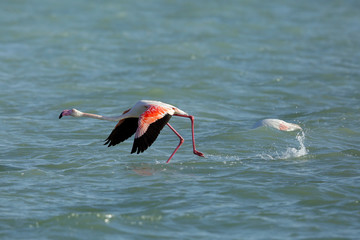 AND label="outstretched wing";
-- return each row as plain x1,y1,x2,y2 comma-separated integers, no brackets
131,105,174,154
104,118,138,147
